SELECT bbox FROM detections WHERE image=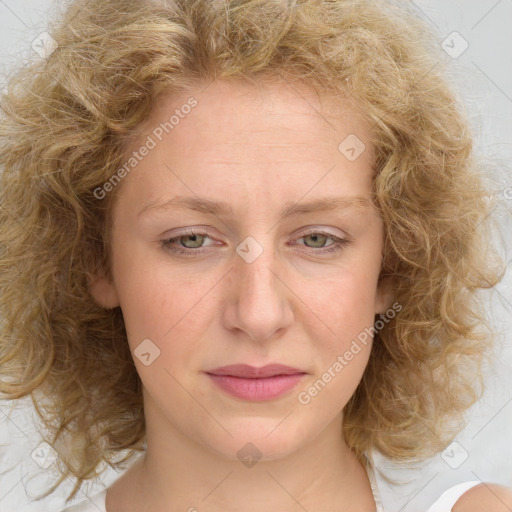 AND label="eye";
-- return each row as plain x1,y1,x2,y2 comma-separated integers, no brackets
294,230,350,254
160,229,216,255
160,228,351,257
